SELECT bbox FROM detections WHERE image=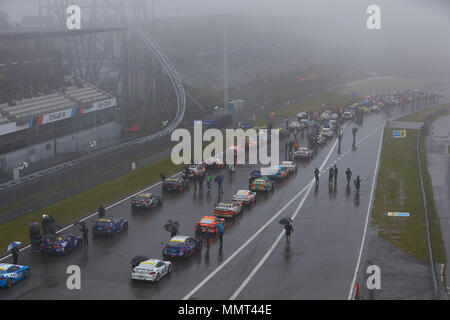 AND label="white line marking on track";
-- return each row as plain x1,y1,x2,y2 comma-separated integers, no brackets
347,121,385,300
182,128,343,300
230,122,385,299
